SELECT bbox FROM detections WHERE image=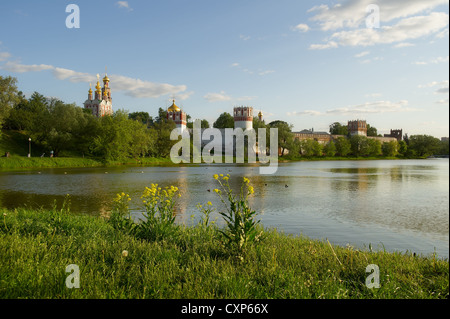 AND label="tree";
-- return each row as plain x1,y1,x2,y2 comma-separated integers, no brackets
187,119,210,129
90,110,152,161
367,124,379,137
0,75,20,134
323,140,336,157
398,140,407,156
329,122,348,136
439,139,449,155
269,120,294,157
367,138,382,156
129,111,152,126
408,135,441,157
213,112,234,129
300,139,322,157
350,135,370,157
334,137,351,156
382,141,398,157
148,119,177,158
154,107,168,124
